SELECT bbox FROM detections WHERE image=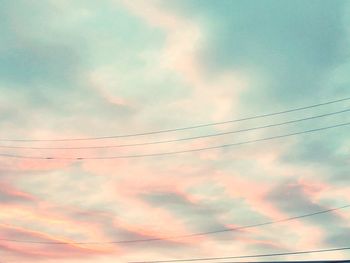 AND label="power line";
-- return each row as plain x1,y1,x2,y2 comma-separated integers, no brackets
211,261,350,263
129,247,350,263
0,122,349,160
1,97,349,142
209,261,350,263
0,204,348,245
0,108,349,150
